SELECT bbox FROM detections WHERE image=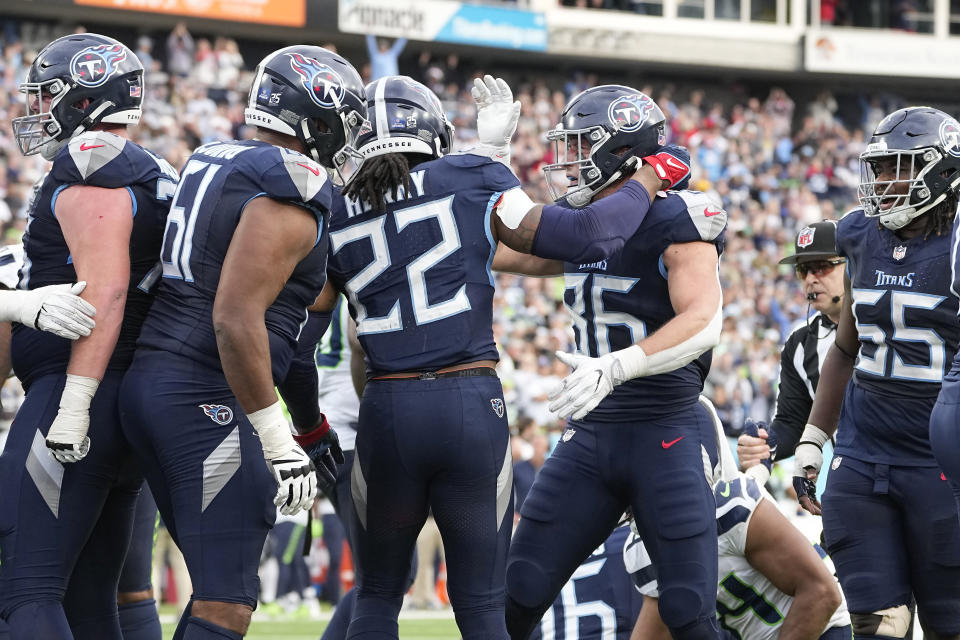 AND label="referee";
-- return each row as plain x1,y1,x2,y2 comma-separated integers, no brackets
738,220,845,473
